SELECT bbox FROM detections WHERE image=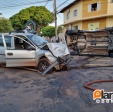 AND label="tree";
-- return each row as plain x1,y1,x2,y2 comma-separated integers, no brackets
42,26,55,37
10,6,54,31
0,17,14,33
57,26,63,34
